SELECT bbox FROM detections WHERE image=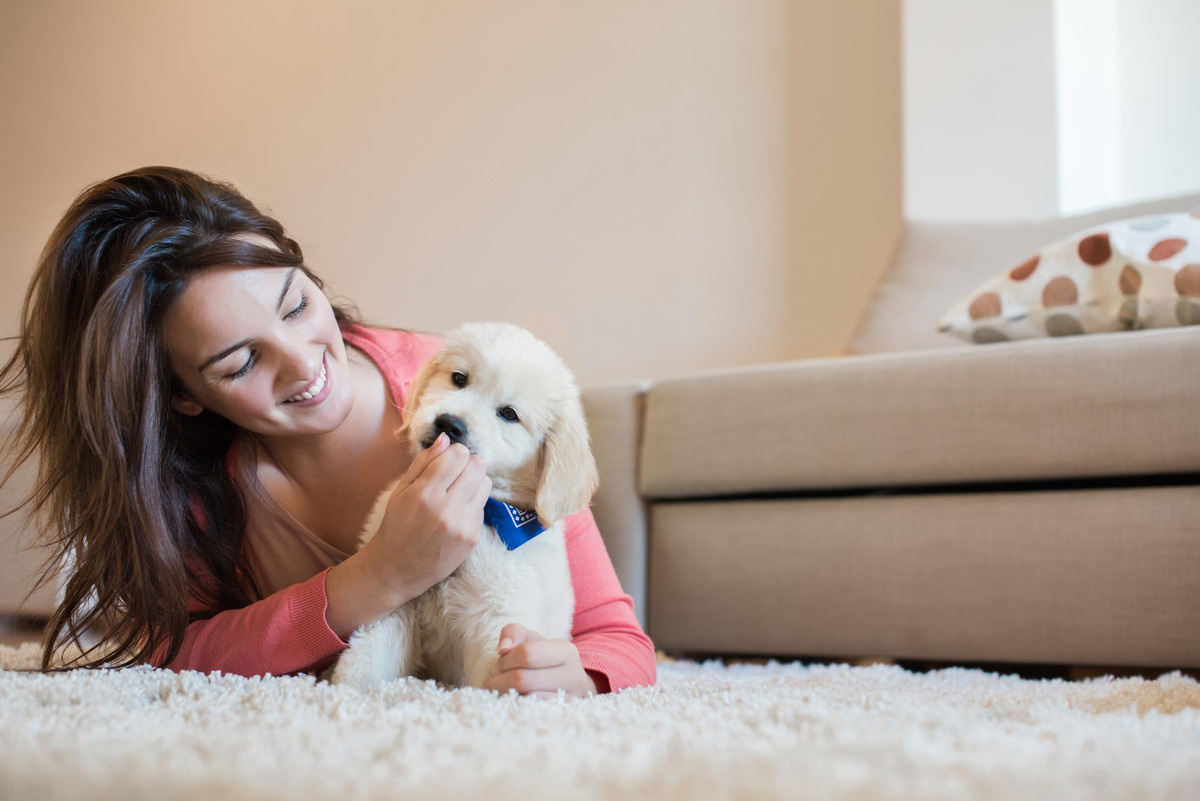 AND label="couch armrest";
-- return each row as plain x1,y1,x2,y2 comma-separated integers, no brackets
0,432,59,618
581,381,650,630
